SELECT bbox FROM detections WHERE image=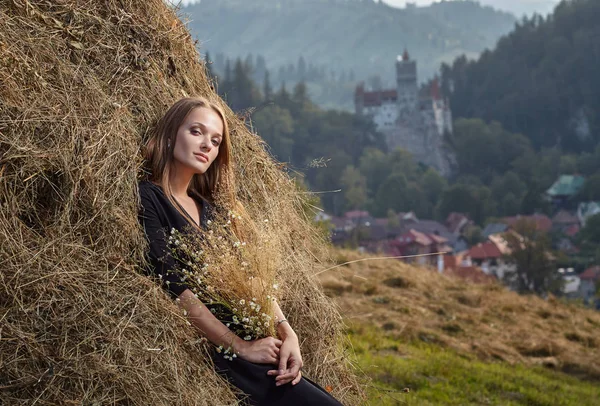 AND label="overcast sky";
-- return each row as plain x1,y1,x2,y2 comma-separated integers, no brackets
176,0,560,17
